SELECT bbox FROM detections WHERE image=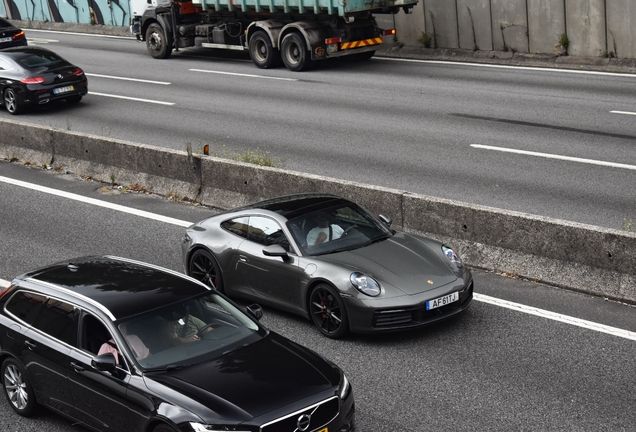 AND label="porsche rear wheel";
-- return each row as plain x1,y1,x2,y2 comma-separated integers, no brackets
309,284,349,338
189,249,224,293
